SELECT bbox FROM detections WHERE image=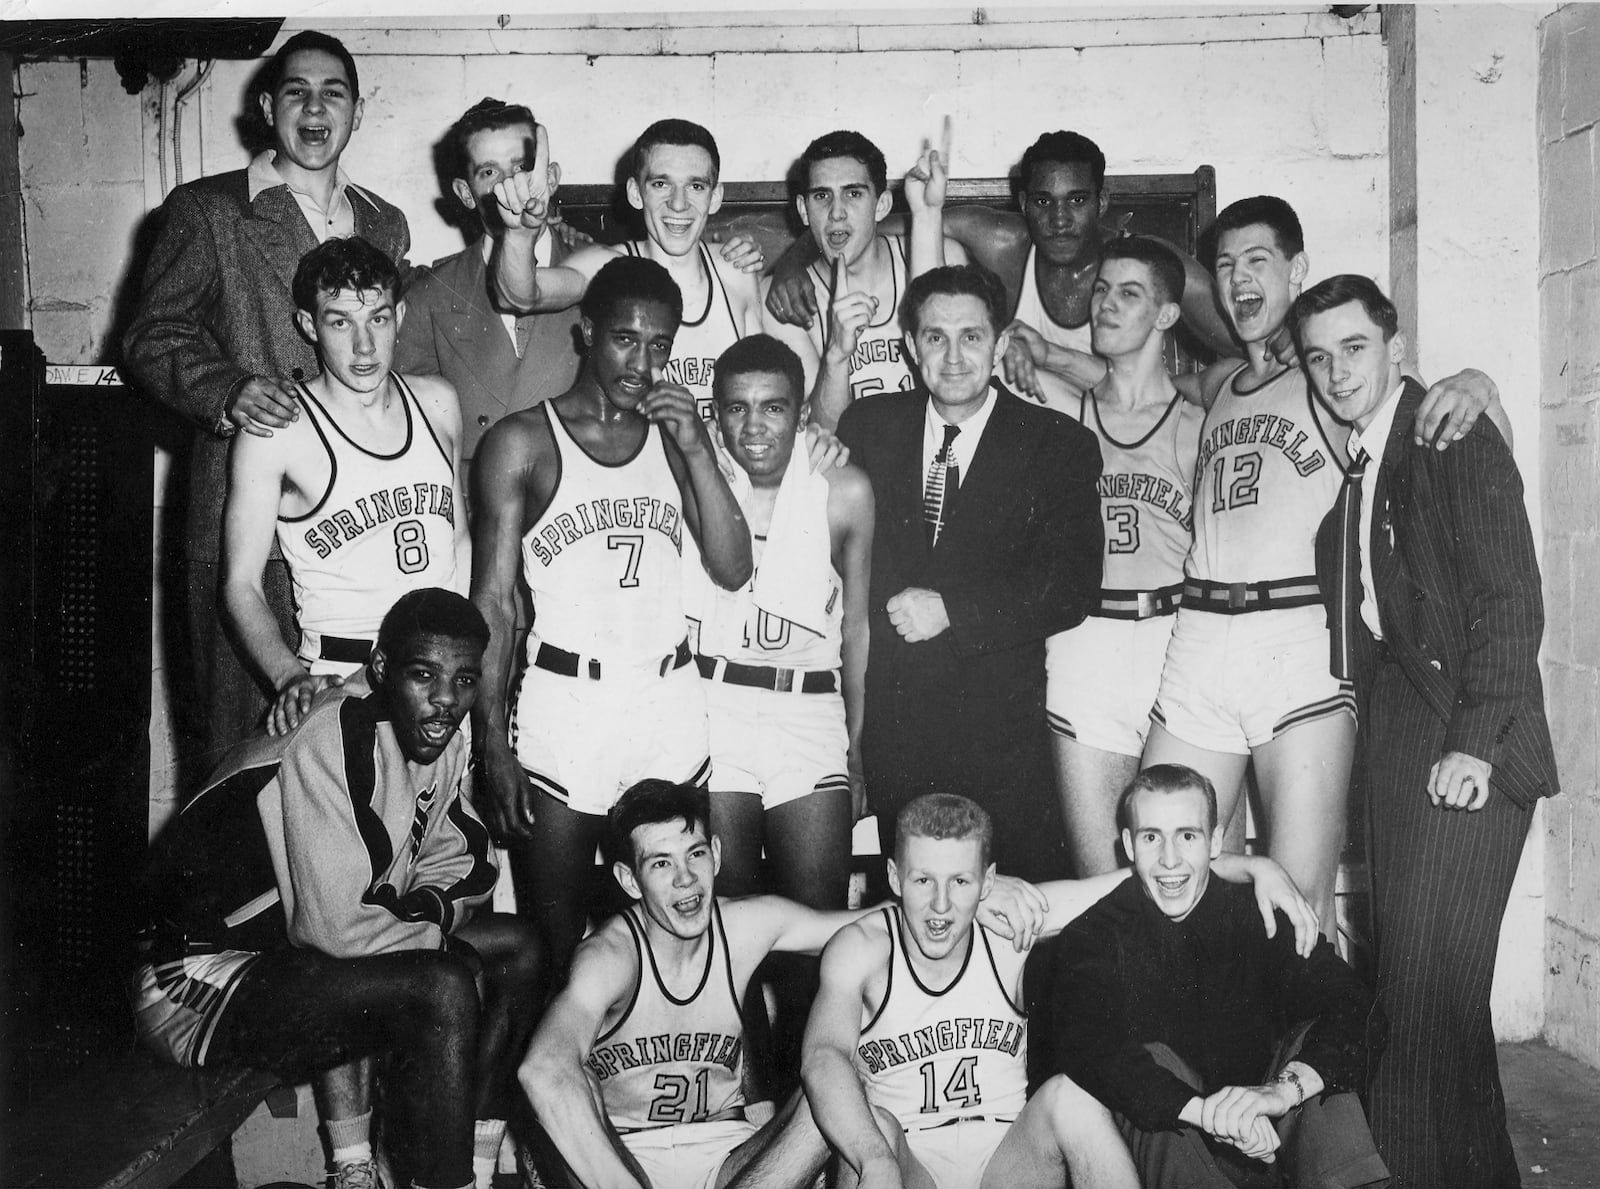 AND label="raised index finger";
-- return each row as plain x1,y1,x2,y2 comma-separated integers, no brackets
940,114,954,173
